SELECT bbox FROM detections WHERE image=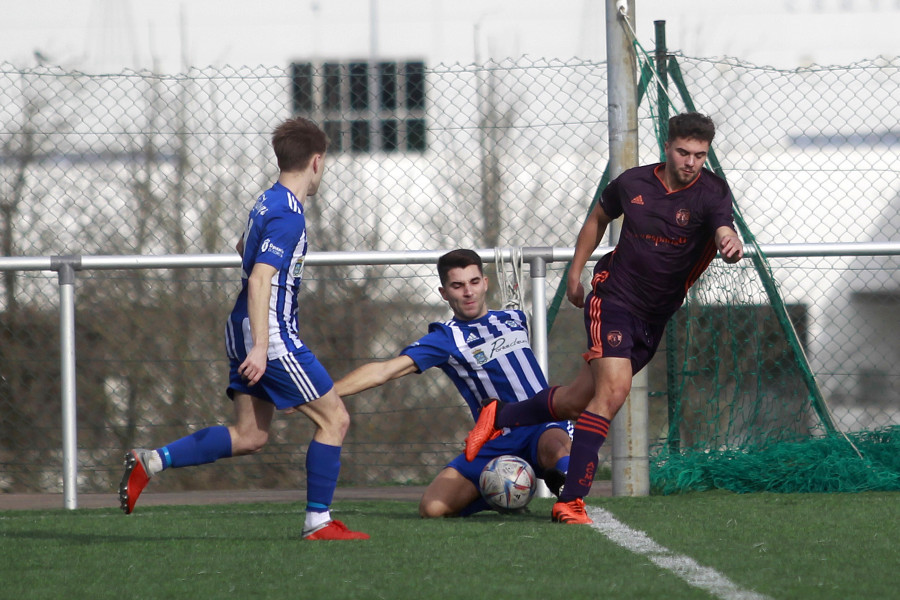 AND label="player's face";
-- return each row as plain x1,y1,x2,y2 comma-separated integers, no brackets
664,137,710,190
439,265,489,321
